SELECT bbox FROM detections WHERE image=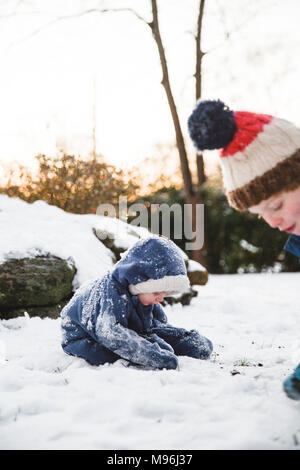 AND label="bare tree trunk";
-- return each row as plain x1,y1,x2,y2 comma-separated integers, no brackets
195,0,206,186
149,0,207,268
7,0,209,267
188,0,208,266
149,0,194,199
